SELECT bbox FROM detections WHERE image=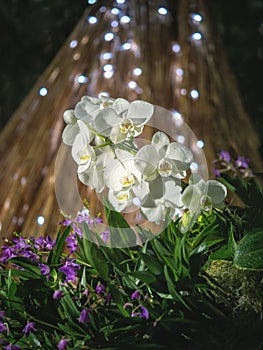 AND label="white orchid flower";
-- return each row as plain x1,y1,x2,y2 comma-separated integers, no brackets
72,120,95,173
74,95,115,122
78,149,115,193
135,131,193,181
141,178,183,222
181,174,227,217
104,149,149,212
94,98,154,144
62,96,114,146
